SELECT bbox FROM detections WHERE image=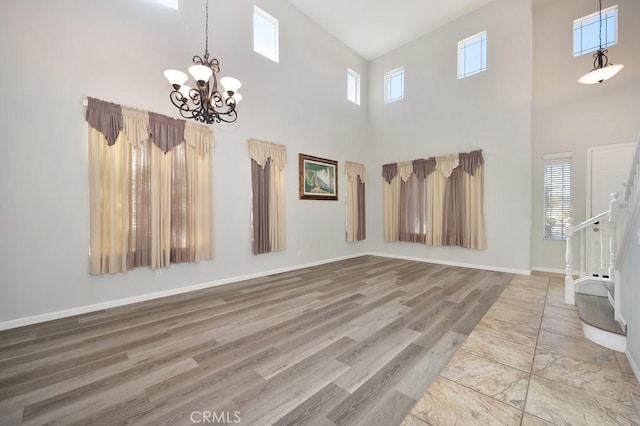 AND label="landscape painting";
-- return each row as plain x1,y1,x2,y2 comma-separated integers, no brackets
299,154,338,200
